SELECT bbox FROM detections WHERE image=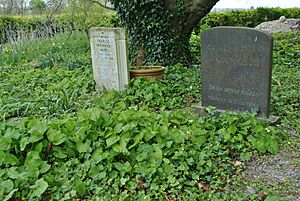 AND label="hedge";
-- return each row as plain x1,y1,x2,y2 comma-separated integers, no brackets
0,12,117,44
0,7,299,44
198,7,300,30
